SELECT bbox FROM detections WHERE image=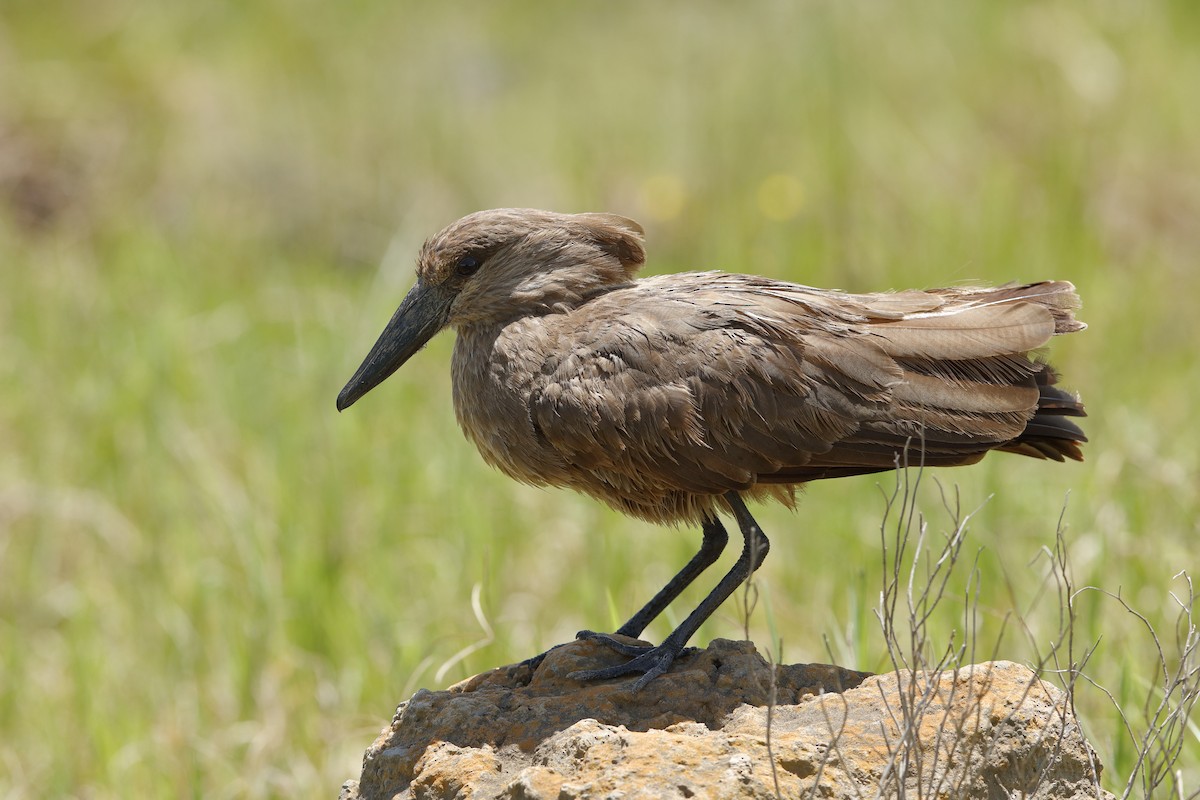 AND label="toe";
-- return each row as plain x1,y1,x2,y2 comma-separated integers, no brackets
568,643,682,688
575,630,654,658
